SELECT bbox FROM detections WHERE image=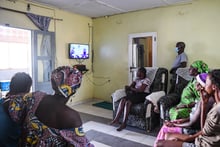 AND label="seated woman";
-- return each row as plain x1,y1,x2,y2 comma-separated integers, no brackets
154,73,214,147
156,69,220,147
110,67,151,131
8,66,94,146
168,60,209,121
0,72,32,147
